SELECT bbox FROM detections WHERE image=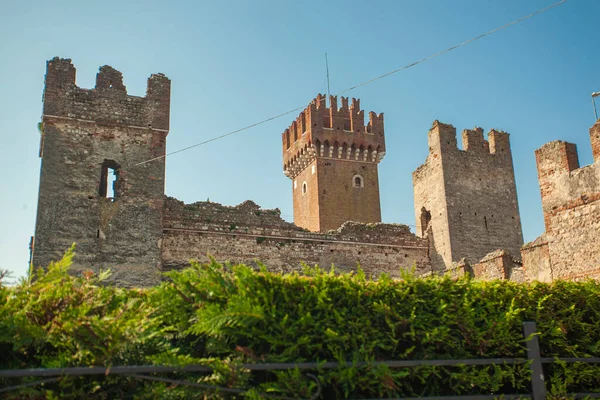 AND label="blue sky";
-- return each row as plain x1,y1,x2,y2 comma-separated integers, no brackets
1,0,598,279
